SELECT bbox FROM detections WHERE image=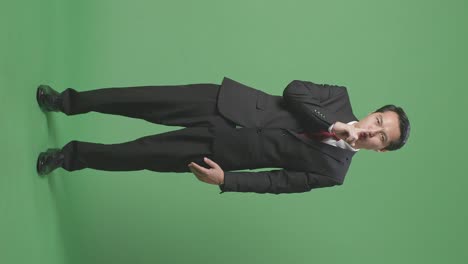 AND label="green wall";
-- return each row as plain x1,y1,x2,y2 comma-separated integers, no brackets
1,0,466,263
